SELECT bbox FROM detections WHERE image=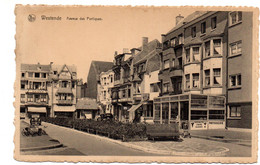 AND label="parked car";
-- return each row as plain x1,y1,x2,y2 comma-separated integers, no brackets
96,113,114,121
